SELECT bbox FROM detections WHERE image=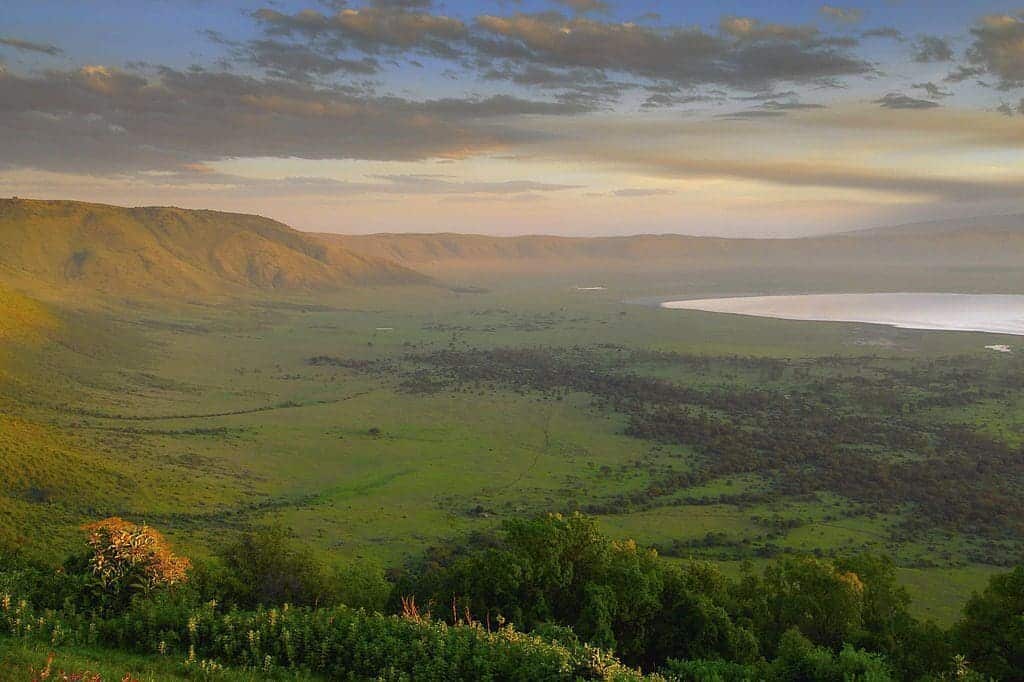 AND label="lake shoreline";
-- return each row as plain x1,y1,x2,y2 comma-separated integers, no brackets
658,292,1024,337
